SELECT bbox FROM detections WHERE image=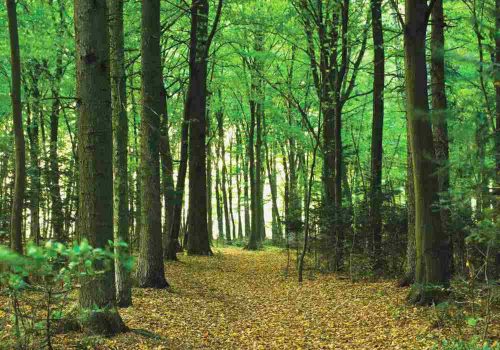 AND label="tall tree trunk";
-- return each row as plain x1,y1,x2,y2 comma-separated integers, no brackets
26,64,42,245
166,109,189,260
247,88,259,249
404,0,450,303
215,159,224,241
160,106,175,256
228,141,237,239
136,0,168,288
370,0,384,271
74,0,125,334
217,107,231,242
6,0,26,254
243,136,251,238
236,128,244,239
130,72,141,250
207,116,214,242
495,0,500,276
399,134,416,287
431,0,453,275
47,0,66,243
265,142,282,244
109,0,132,306
186,0,211,255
